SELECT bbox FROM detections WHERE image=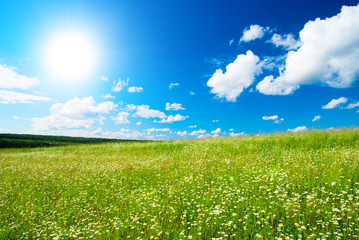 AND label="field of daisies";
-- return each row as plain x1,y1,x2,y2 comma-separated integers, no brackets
0,129,358,239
